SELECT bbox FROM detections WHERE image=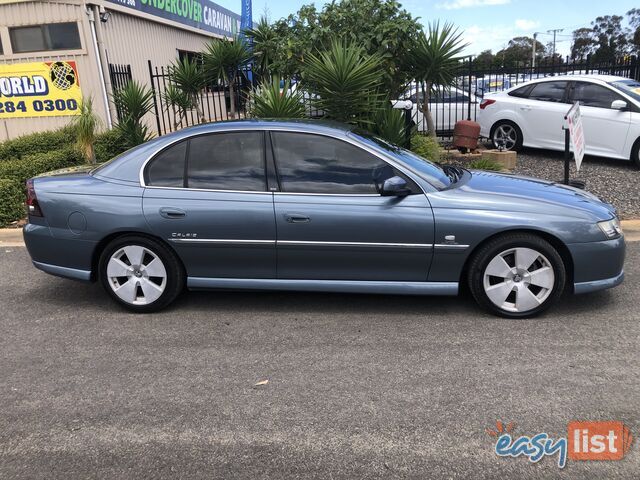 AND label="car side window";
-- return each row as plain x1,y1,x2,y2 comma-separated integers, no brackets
271,132,416,195
508,84,533,98
570,82,623,109
527,81,568,103
146,141,187,187
187,132,265,191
